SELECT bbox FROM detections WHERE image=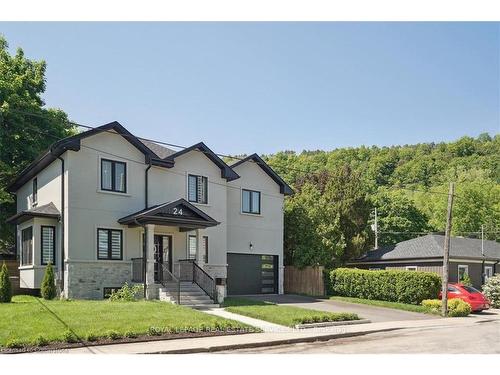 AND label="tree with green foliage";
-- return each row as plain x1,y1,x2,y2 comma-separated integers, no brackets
40,263,57,300
284,166,371,267
0,35,76,251
372,189,431,246
0,261,12,303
